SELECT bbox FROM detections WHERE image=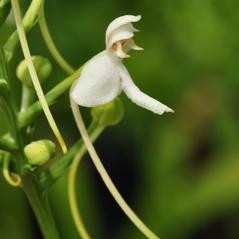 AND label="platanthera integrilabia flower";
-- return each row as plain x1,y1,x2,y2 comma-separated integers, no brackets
70,15,174,115
69,15,172,239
